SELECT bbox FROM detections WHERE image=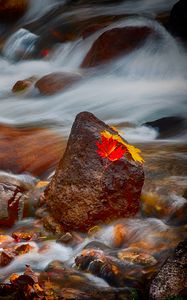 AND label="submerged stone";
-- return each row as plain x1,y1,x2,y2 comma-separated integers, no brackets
35,72,82,96
81,26,155,68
